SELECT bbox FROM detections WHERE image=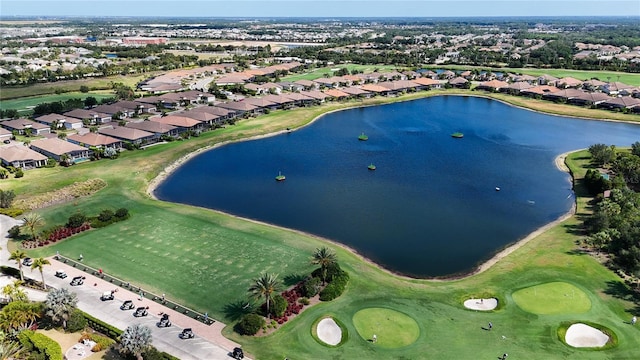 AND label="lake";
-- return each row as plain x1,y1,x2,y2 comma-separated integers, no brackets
155,96,640,277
